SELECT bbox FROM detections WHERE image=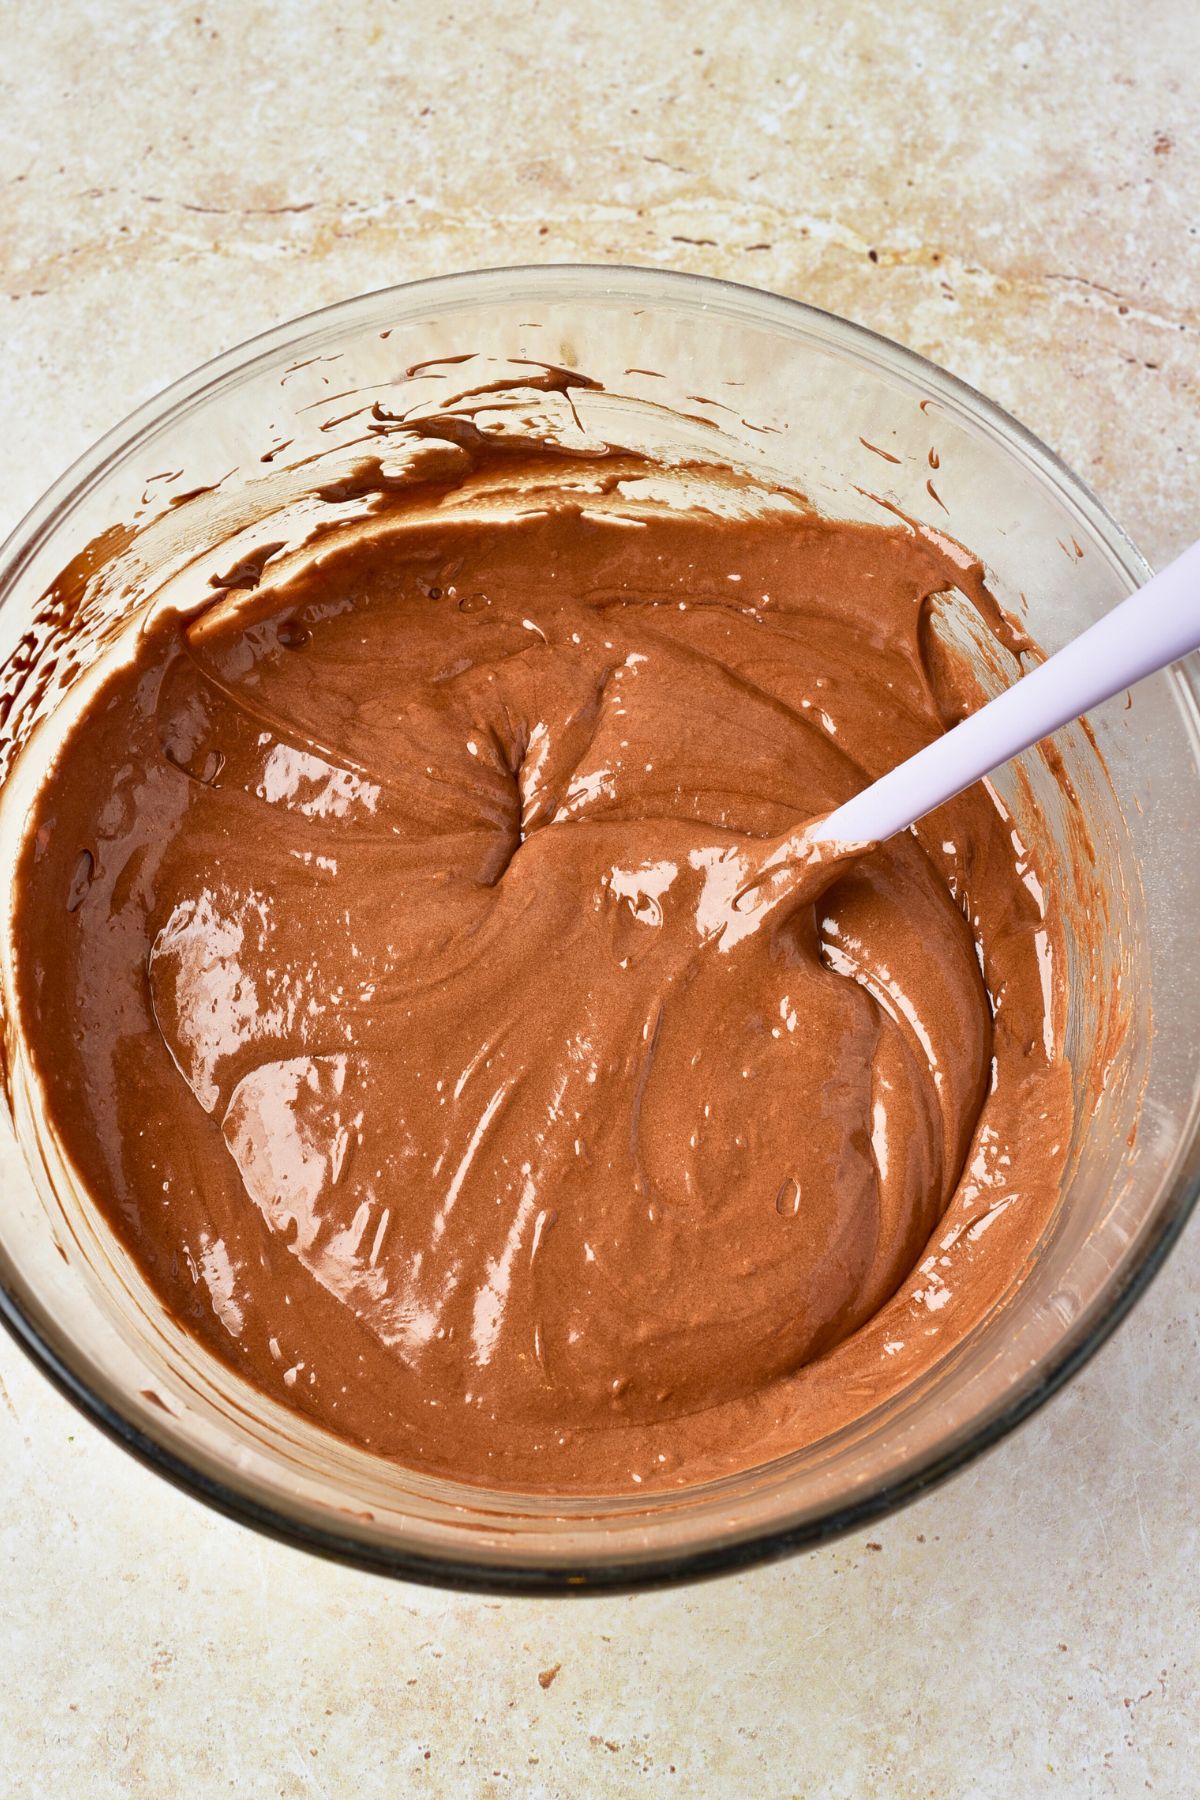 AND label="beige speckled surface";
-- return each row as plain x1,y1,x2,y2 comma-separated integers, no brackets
1,2,1198,1793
